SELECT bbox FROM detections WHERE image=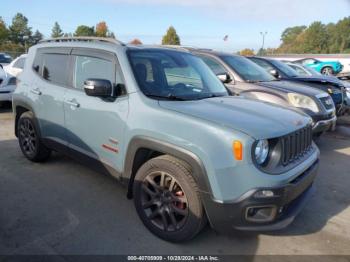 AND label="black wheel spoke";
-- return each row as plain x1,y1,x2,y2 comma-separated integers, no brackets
142,199,156,209
142,184,156,197
172,206,187,216
146,177,161,193
160,211,168,231
168,210,178,230
148,209,159,219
